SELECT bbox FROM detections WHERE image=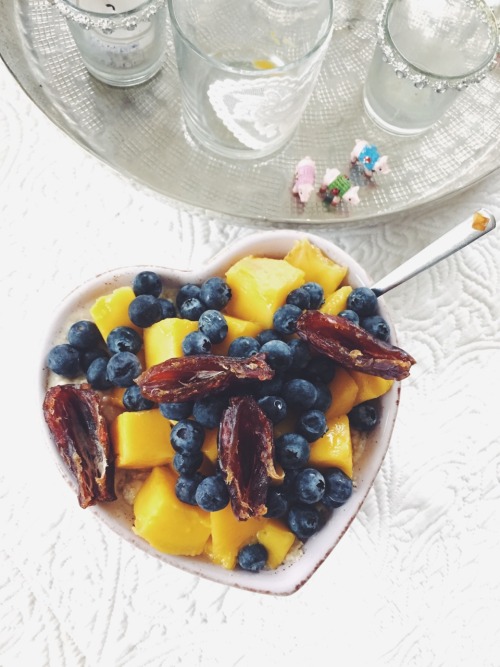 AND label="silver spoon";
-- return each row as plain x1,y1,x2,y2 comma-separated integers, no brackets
371,208,496,297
